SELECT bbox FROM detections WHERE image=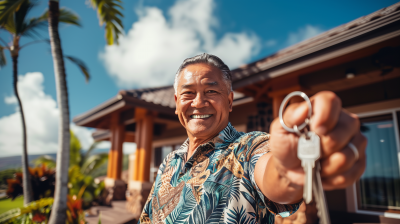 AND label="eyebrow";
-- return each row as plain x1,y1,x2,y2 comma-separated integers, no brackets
181,81,219,89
